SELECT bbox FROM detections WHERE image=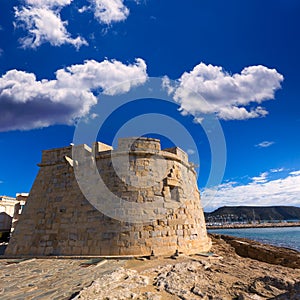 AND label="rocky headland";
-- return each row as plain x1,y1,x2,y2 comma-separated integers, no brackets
205,206,300,223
